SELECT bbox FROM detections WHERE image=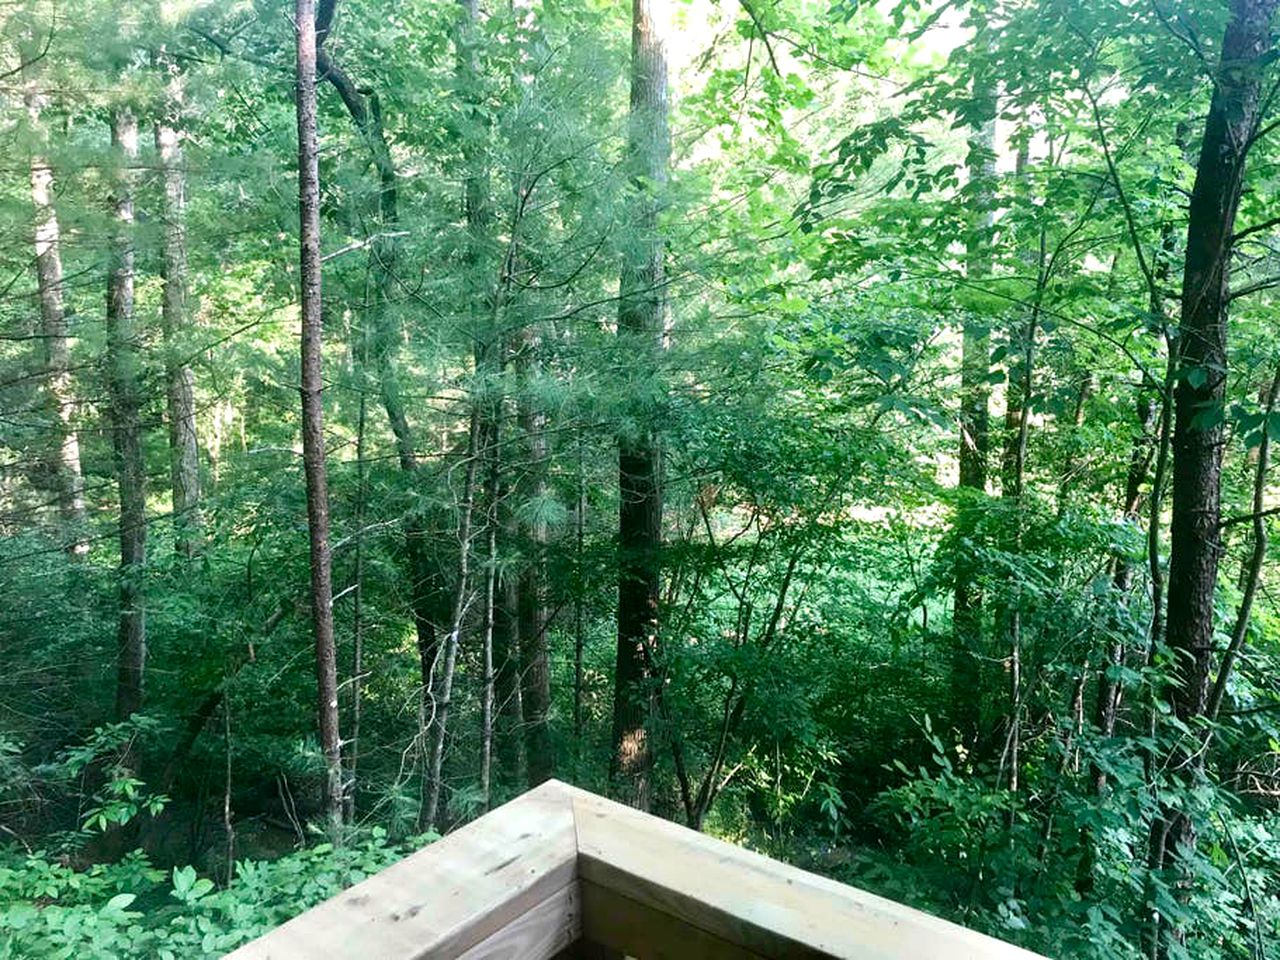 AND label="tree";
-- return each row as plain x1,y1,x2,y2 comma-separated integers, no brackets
1148,0,1279,939
22,47,86,552
106,107,147,722
952,22,995,747
295,0,344,830
611,0,670,811
155,48,202,557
